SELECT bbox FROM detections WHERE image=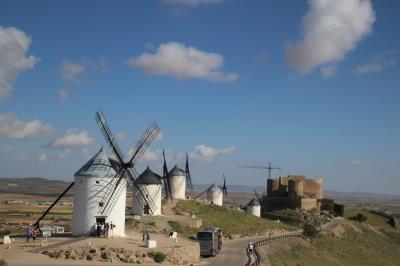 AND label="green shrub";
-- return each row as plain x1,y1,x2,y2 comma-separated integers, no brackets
333,203,345,217
168,220,183,234
0,231,11,237
351,213,368,223
154,252,166,263
303,223,318,238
